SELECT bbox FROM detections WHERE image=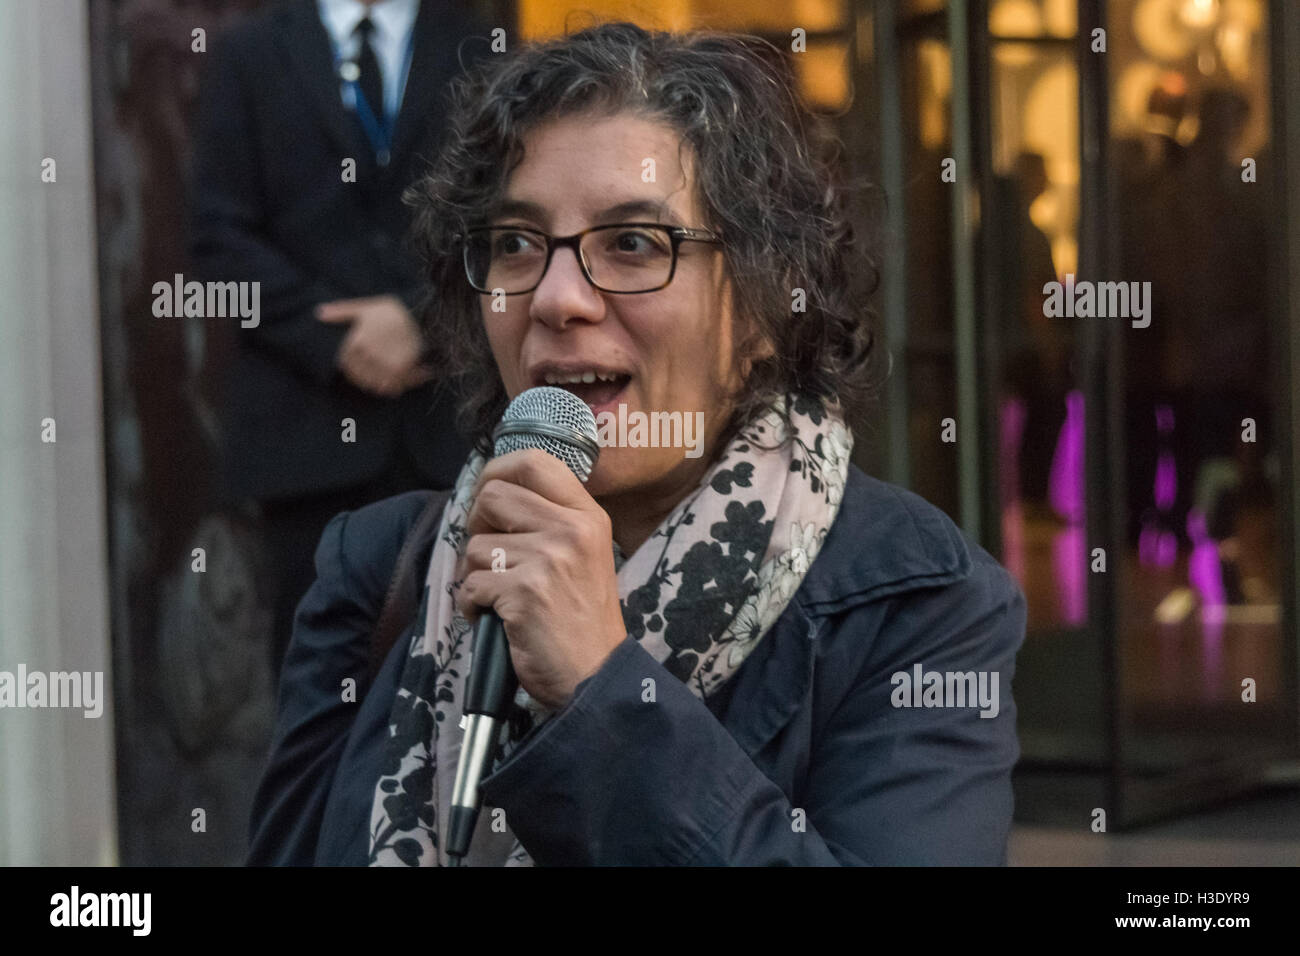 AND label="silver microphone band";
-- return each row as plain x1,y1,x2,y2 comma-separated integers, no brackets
450,712,500,811
492,418,601,463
